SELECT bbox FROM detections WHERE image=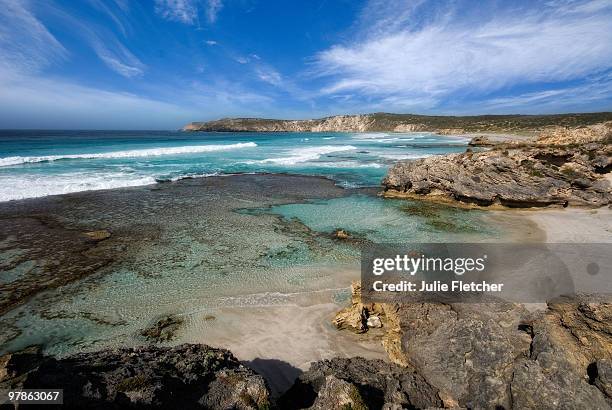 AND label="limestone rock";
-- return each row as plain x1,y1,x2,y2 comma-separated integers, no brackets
0,344,270,409
332,282,368,333
366,315,382,328
280,357,442,409
383,142,611,207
